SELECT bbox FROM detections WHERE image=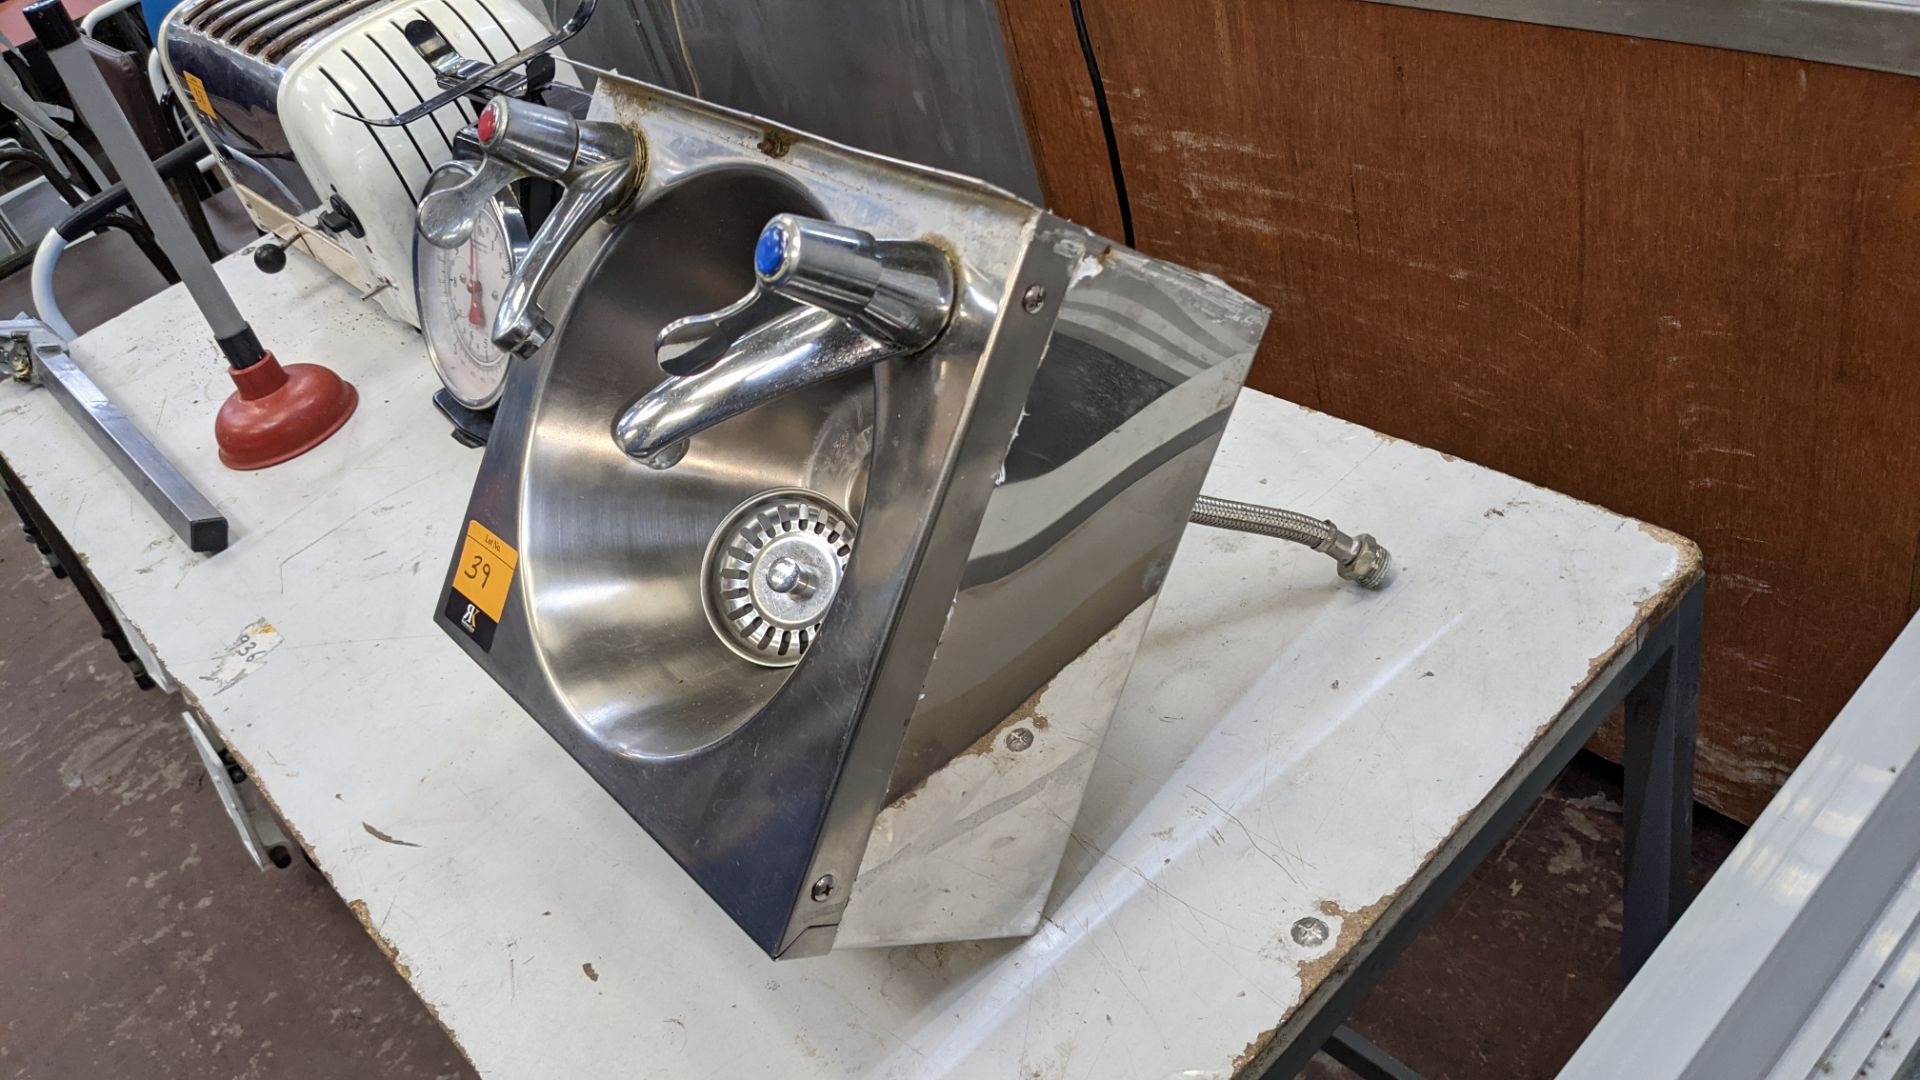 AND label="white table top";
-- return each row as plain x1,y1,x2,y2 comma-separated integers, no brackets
0,255,1699,1079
